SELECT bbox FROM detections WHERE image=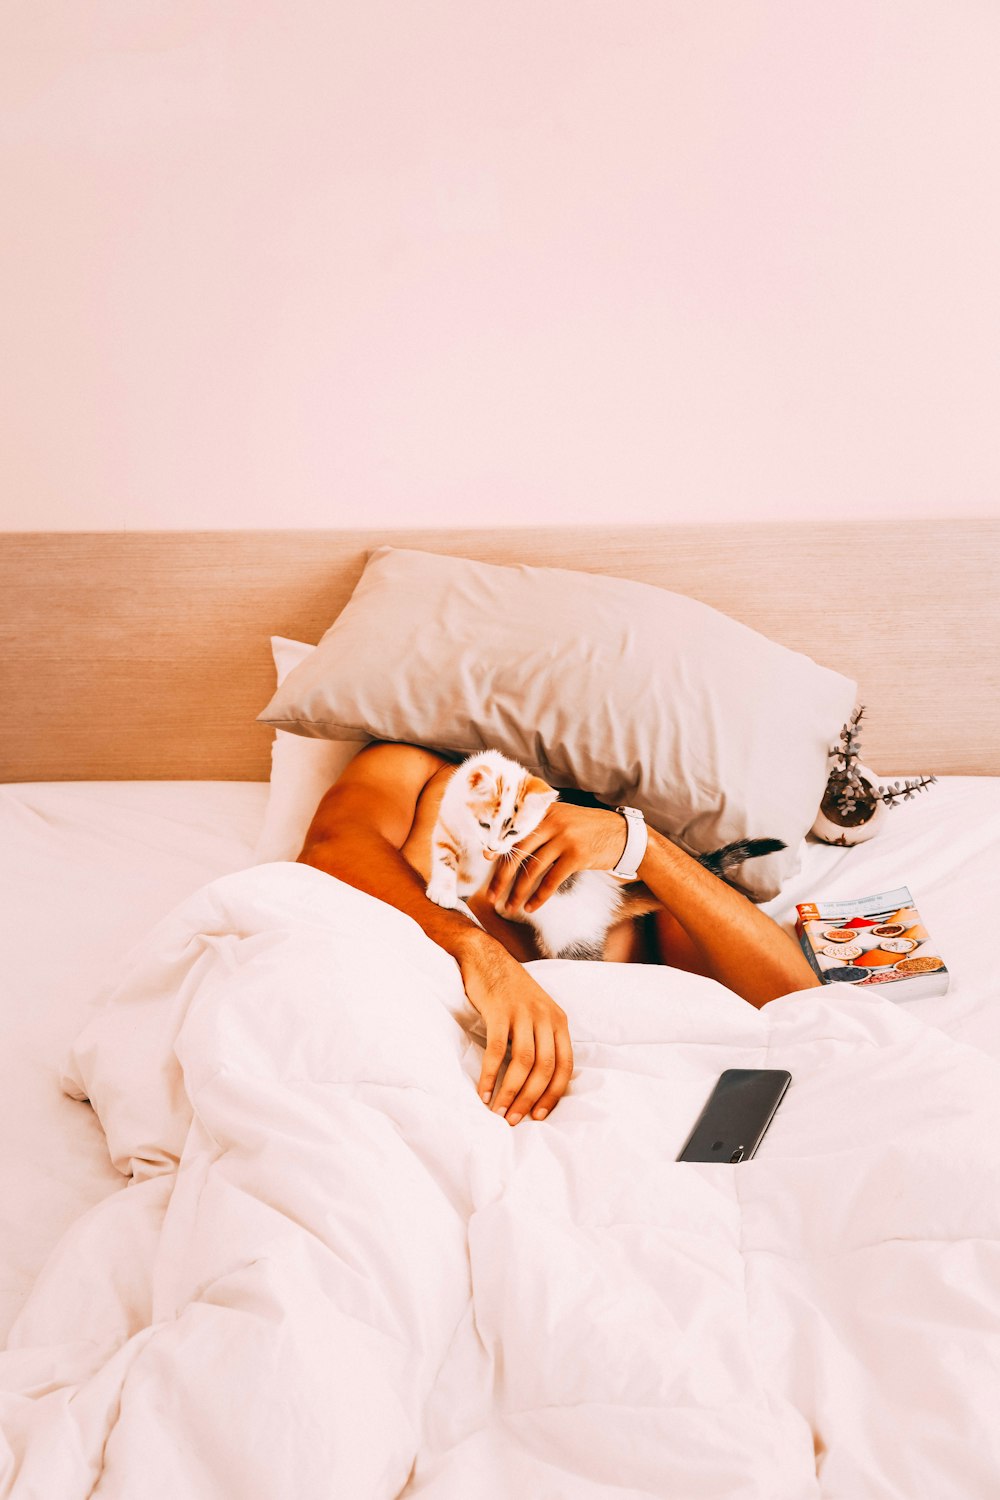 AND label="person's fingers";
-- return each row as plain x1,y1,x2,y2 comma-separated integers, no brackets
487,846,531,906
504,1020,557,1125
513,821,558,857
477,1014,510,1104
503,845,563,914
524,854,579,913
487,825,552,905
527,1017,574,1121
490,1015,535,1117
